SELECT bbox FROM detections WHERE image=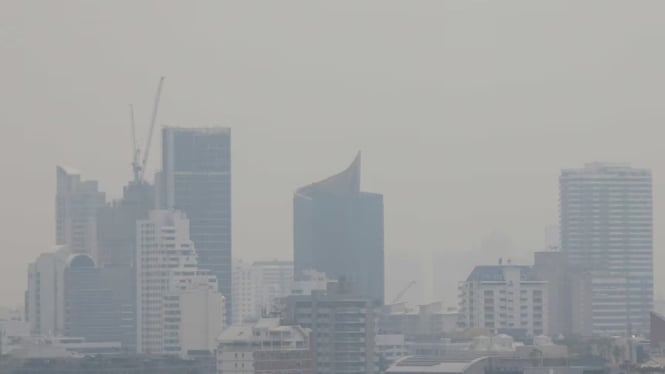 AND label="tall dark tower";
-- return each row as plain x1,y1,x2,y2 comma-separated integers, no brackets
162,127,232,321
294,153,384,304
